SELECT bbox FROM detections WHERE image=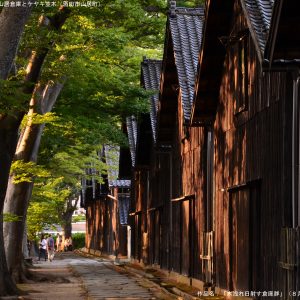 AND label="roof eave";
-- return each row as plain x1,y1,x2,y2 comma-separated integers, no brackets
239,0,264,63
191,0,235,125
264,0,284,65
